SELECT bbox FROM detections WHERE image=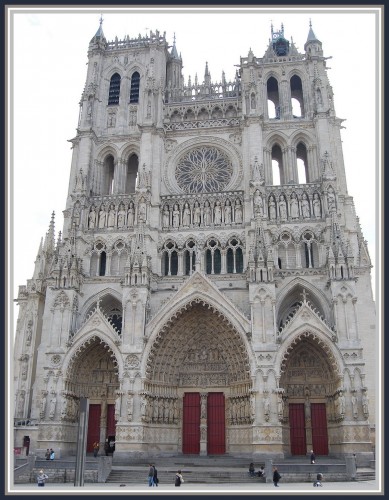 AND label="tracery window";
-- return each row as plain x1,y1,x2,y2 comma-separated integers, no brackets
175,147,233,193
205,239,221,275
226,238,244,273
184,239,196,276
162,241,178,276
